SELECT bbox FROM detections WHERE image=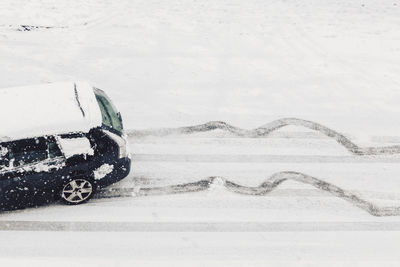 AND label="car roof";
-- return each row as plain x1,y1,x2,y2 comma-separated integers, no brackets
0,82,102,142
